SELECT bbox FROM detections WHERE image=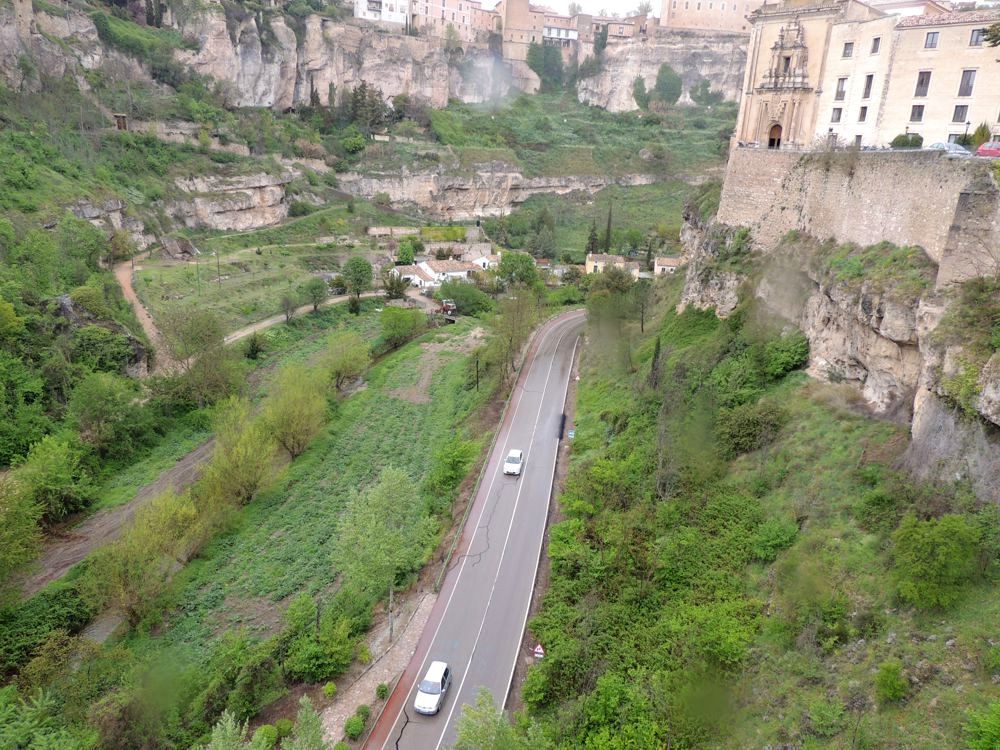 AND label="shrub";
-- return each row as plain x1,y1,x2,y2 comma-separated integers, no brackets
763,332,809,379
356,704,371,721
875,659,907,705
439,281,492,315
376,682,389,700
344,714,365,740
378,307,425,351
333,743,349,750
16,434,94,522
373,192,391,206
289,201,315,217
715,401,786,459
323,682,337,699
890,133,923,149
275,718,293,738
965,702,1000,750
0,583,93,673
892,513,979,609
253,724,279,748
807,698,845,737
749,517,798,562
